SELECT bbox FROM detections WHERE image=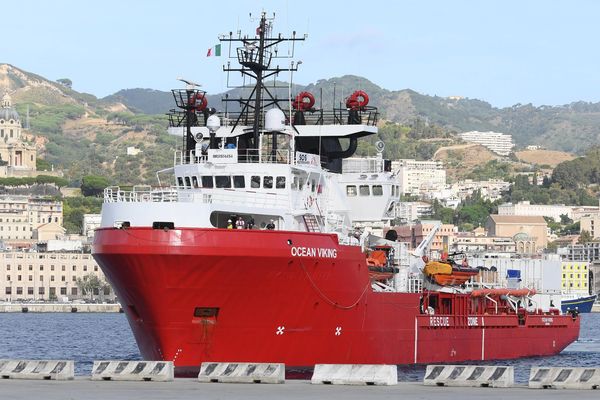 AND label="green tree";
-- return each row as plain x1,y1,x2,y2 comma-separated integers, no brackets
81,175,110,197
76,273,102,300
579,230,593,244
56,78,72,88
